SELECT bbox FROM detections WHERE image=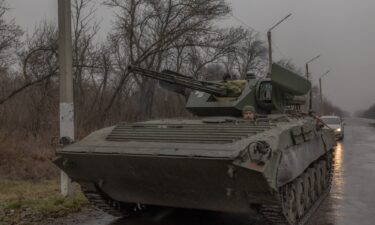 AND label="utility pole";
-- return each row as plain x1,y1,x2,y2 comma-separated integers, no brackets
319,77,322,115
58,0,74,197
305,63,311,112
319,70,330,115
305,55,320,114
267,31,272,76
267,14,292,77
